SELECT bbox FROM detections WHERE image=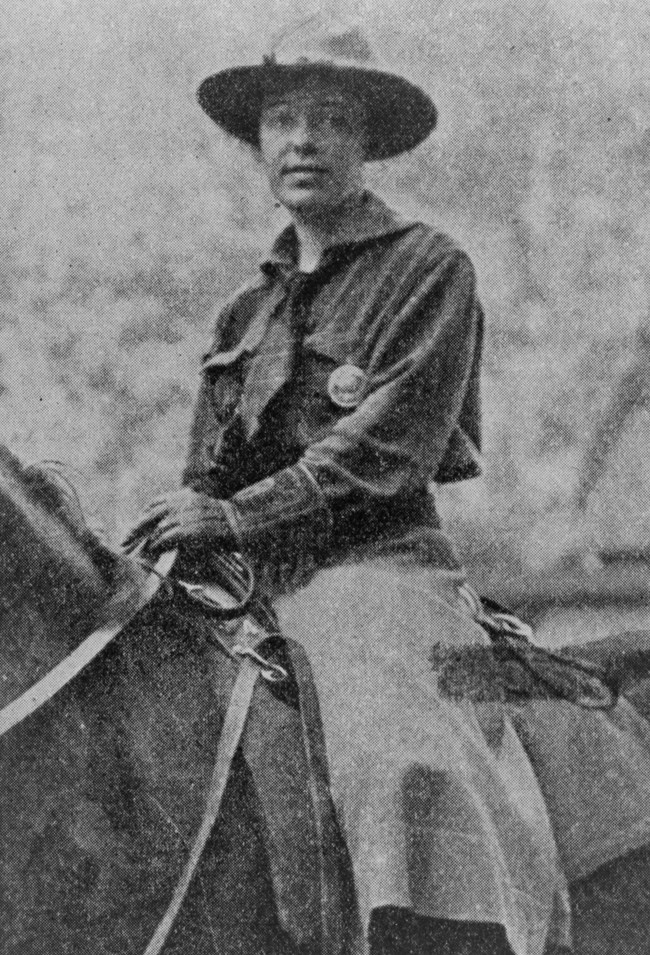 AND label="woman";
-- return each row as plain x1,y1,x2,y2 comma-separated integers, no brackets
125,21,571,955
